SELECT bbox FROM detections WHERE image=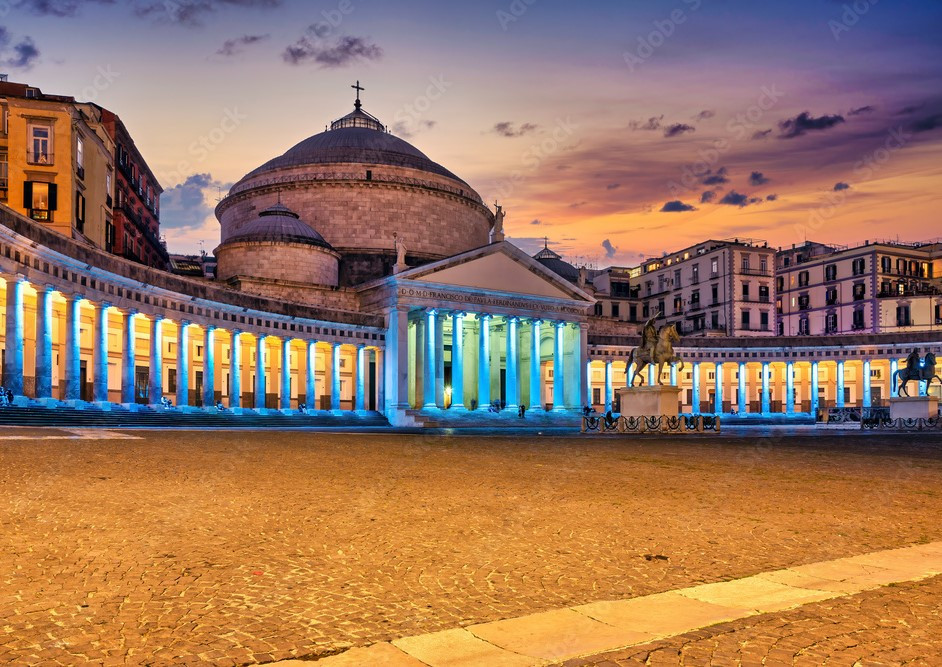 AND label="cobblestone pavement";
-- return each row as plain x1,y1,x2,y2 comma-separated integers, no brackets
560,574,942,666
1,430,942,665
